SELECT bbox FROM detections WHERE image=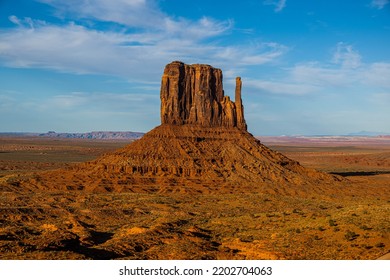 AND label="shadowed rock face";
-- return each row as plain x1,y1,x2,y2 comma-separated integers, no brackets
160,61,247,130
